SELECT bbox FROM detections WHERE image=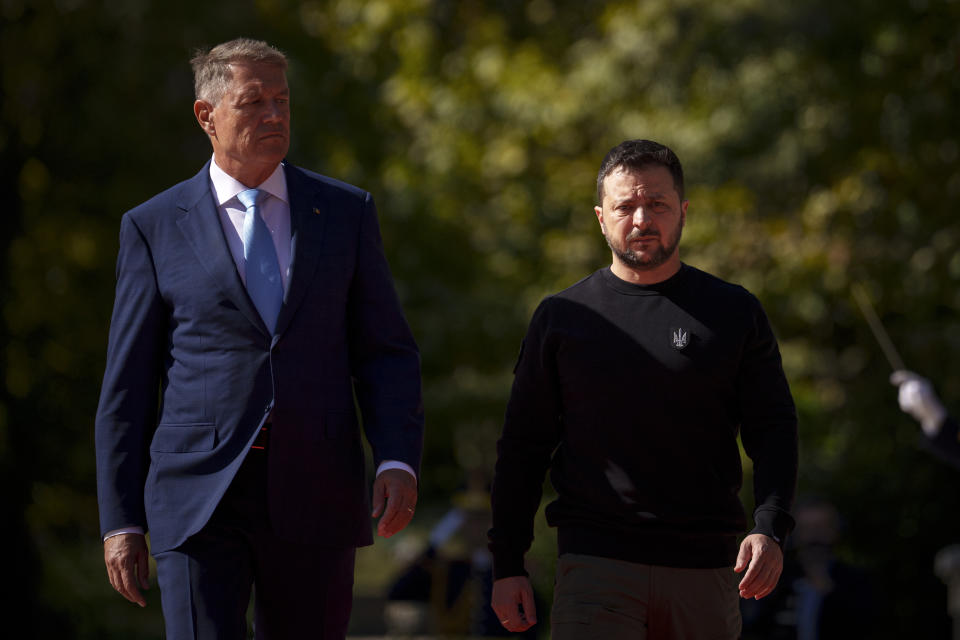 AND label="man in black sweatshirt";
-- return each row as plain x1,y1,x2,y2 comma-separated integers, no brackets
488,139,798,639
